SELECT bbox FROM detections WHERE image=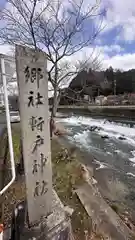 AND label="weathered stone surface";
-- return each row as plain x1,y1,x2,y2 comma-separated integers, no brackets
16,45,52,224
19,190,73,240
